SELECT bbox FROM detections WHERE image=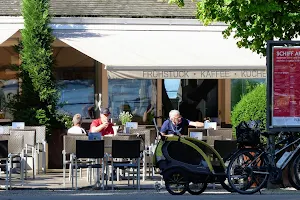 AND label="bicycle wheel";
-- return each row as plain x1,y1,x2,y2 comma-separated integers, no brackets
219,175,235,192
219,153,236,192
187,182,207,195
164,168,188,195
288,153,300,190
227,148,269,194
